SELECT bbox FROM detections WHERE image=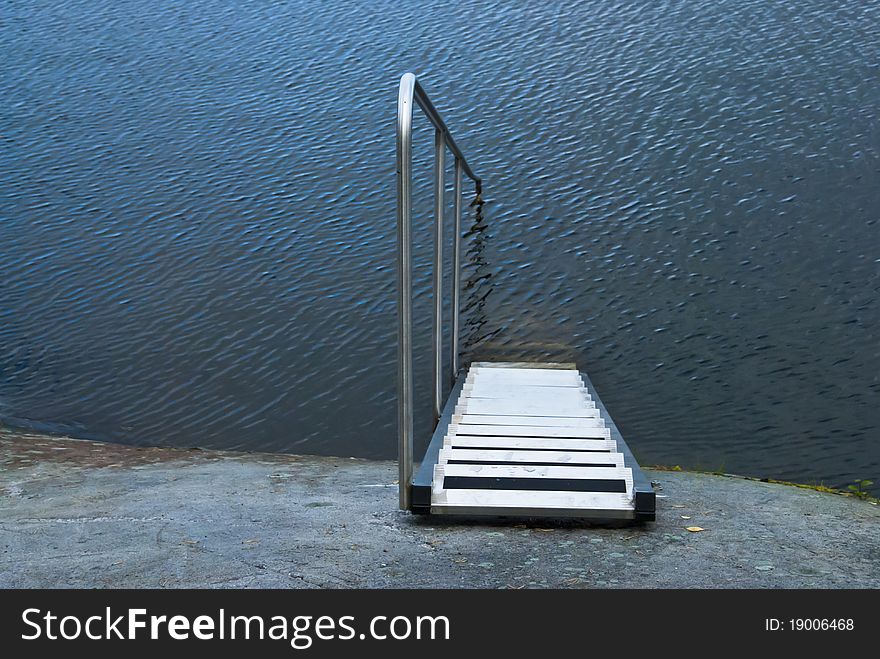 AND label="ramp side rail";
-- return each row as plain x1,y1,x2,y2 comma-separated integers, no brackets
396,72,482,510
